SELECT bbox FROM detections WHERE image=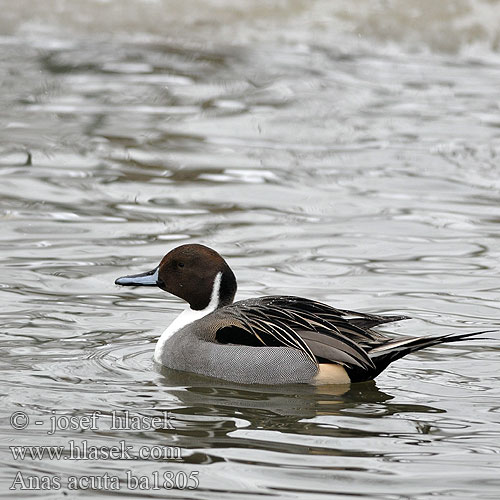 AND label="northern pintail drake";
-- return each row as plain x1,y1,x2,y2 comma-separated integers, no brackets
115,244,488,385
